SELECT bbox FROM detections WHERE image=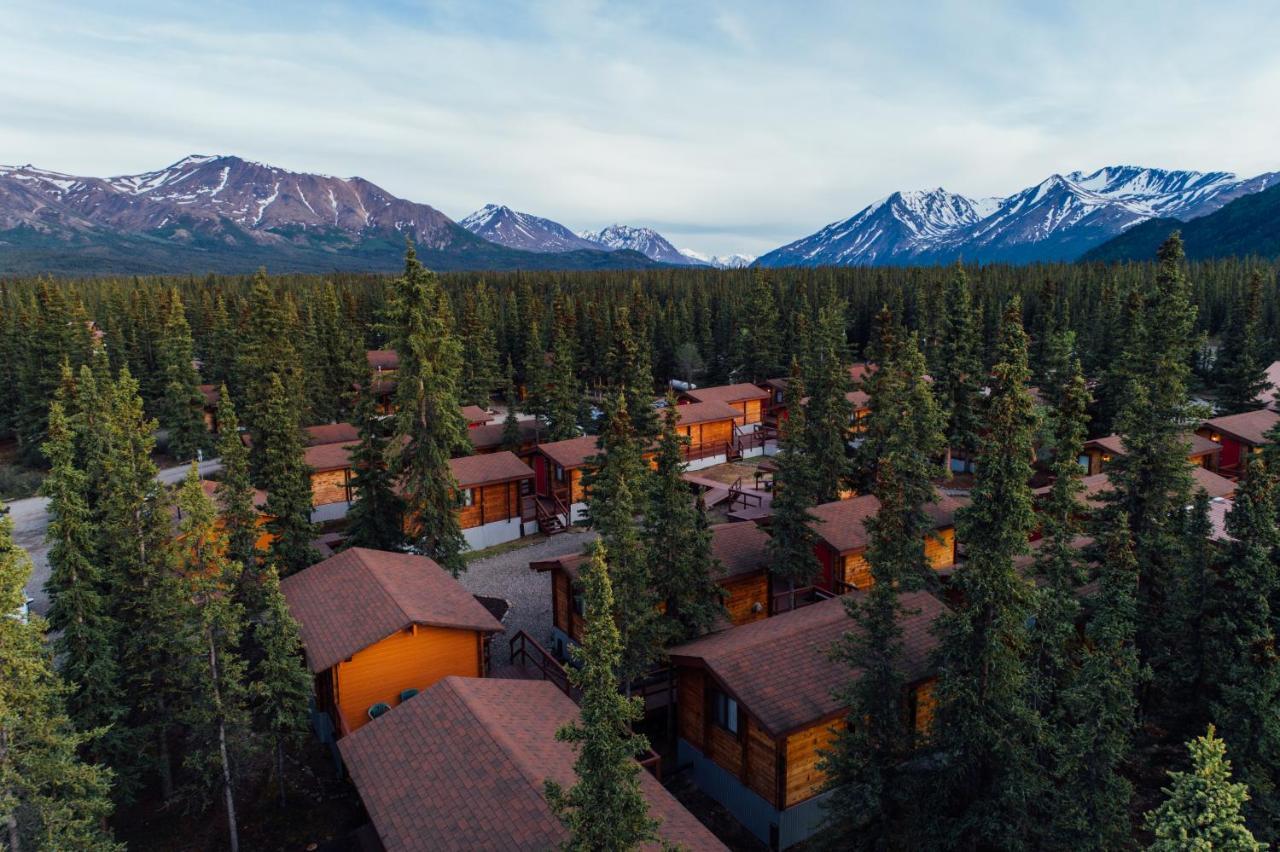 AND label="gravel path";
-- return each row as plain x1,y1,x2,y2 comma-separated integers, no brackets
459,528,598,650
